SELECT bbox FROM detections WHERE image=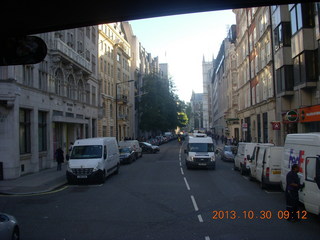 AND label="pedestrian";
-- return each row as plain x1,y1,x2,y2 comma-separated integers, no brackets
55,146,64,171
285,164,304,221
